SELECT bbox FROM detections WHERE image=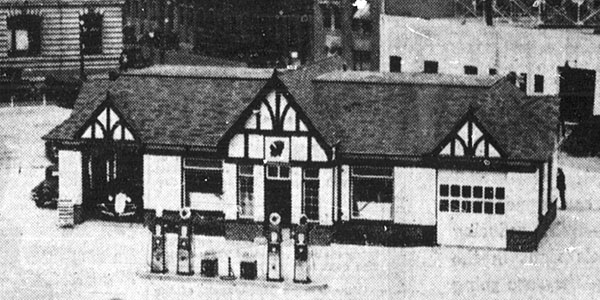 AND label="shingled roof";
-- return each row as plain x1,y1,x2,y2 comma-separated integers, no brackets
43,56,347,149
44,60,558,161
313,72,558,160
